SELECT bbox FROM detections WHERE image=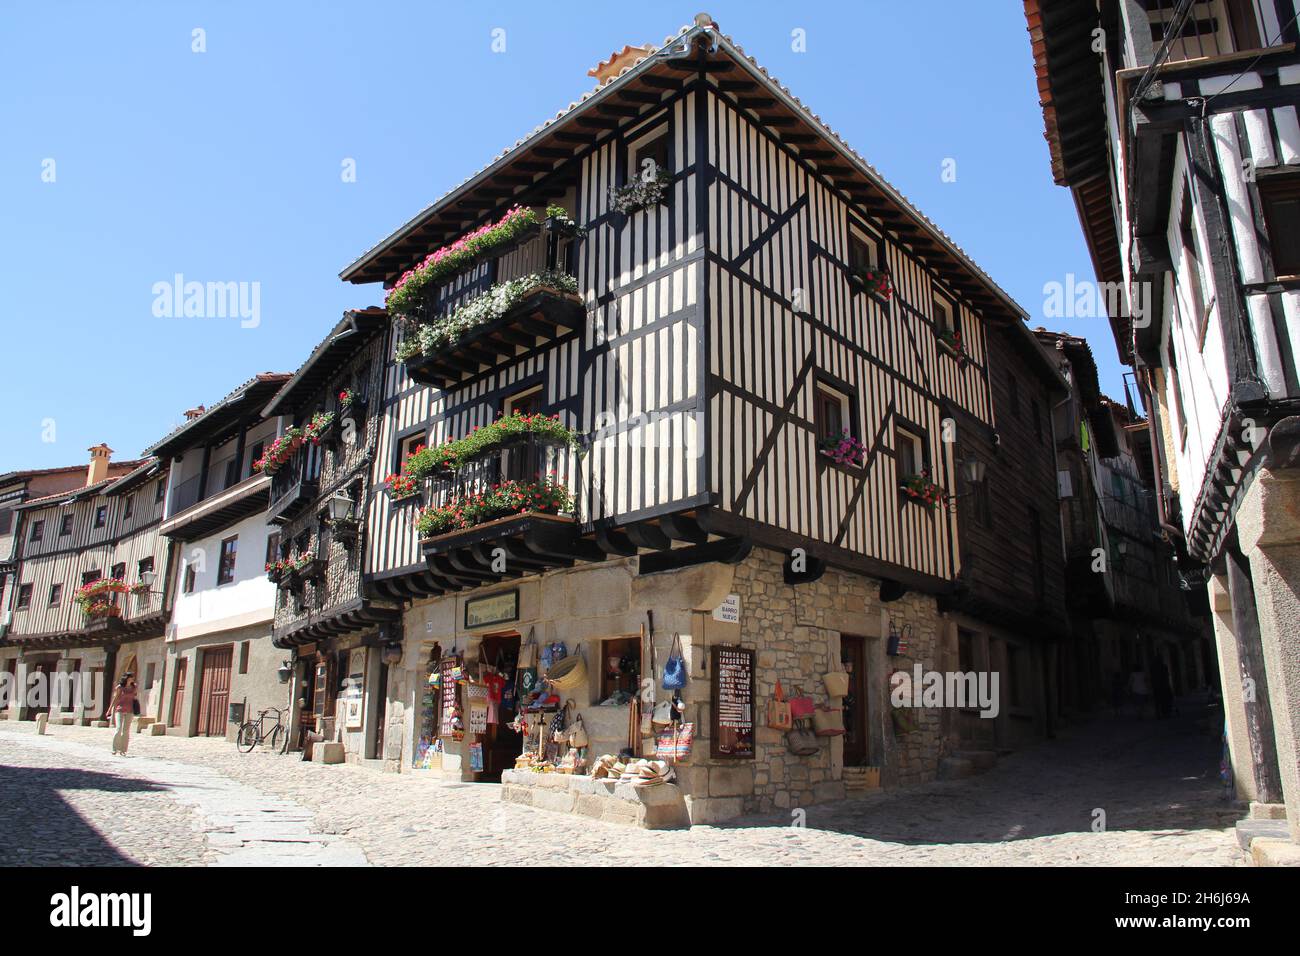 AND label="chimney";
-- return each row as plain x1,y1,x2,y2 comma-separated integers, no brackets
86,443,113,487
184,405,206,421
